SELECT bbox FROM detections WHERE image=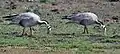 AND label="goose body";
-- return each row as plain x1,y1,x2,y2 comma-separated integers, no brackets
62,12,106,34
3,12,51,36
12,12,40,24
